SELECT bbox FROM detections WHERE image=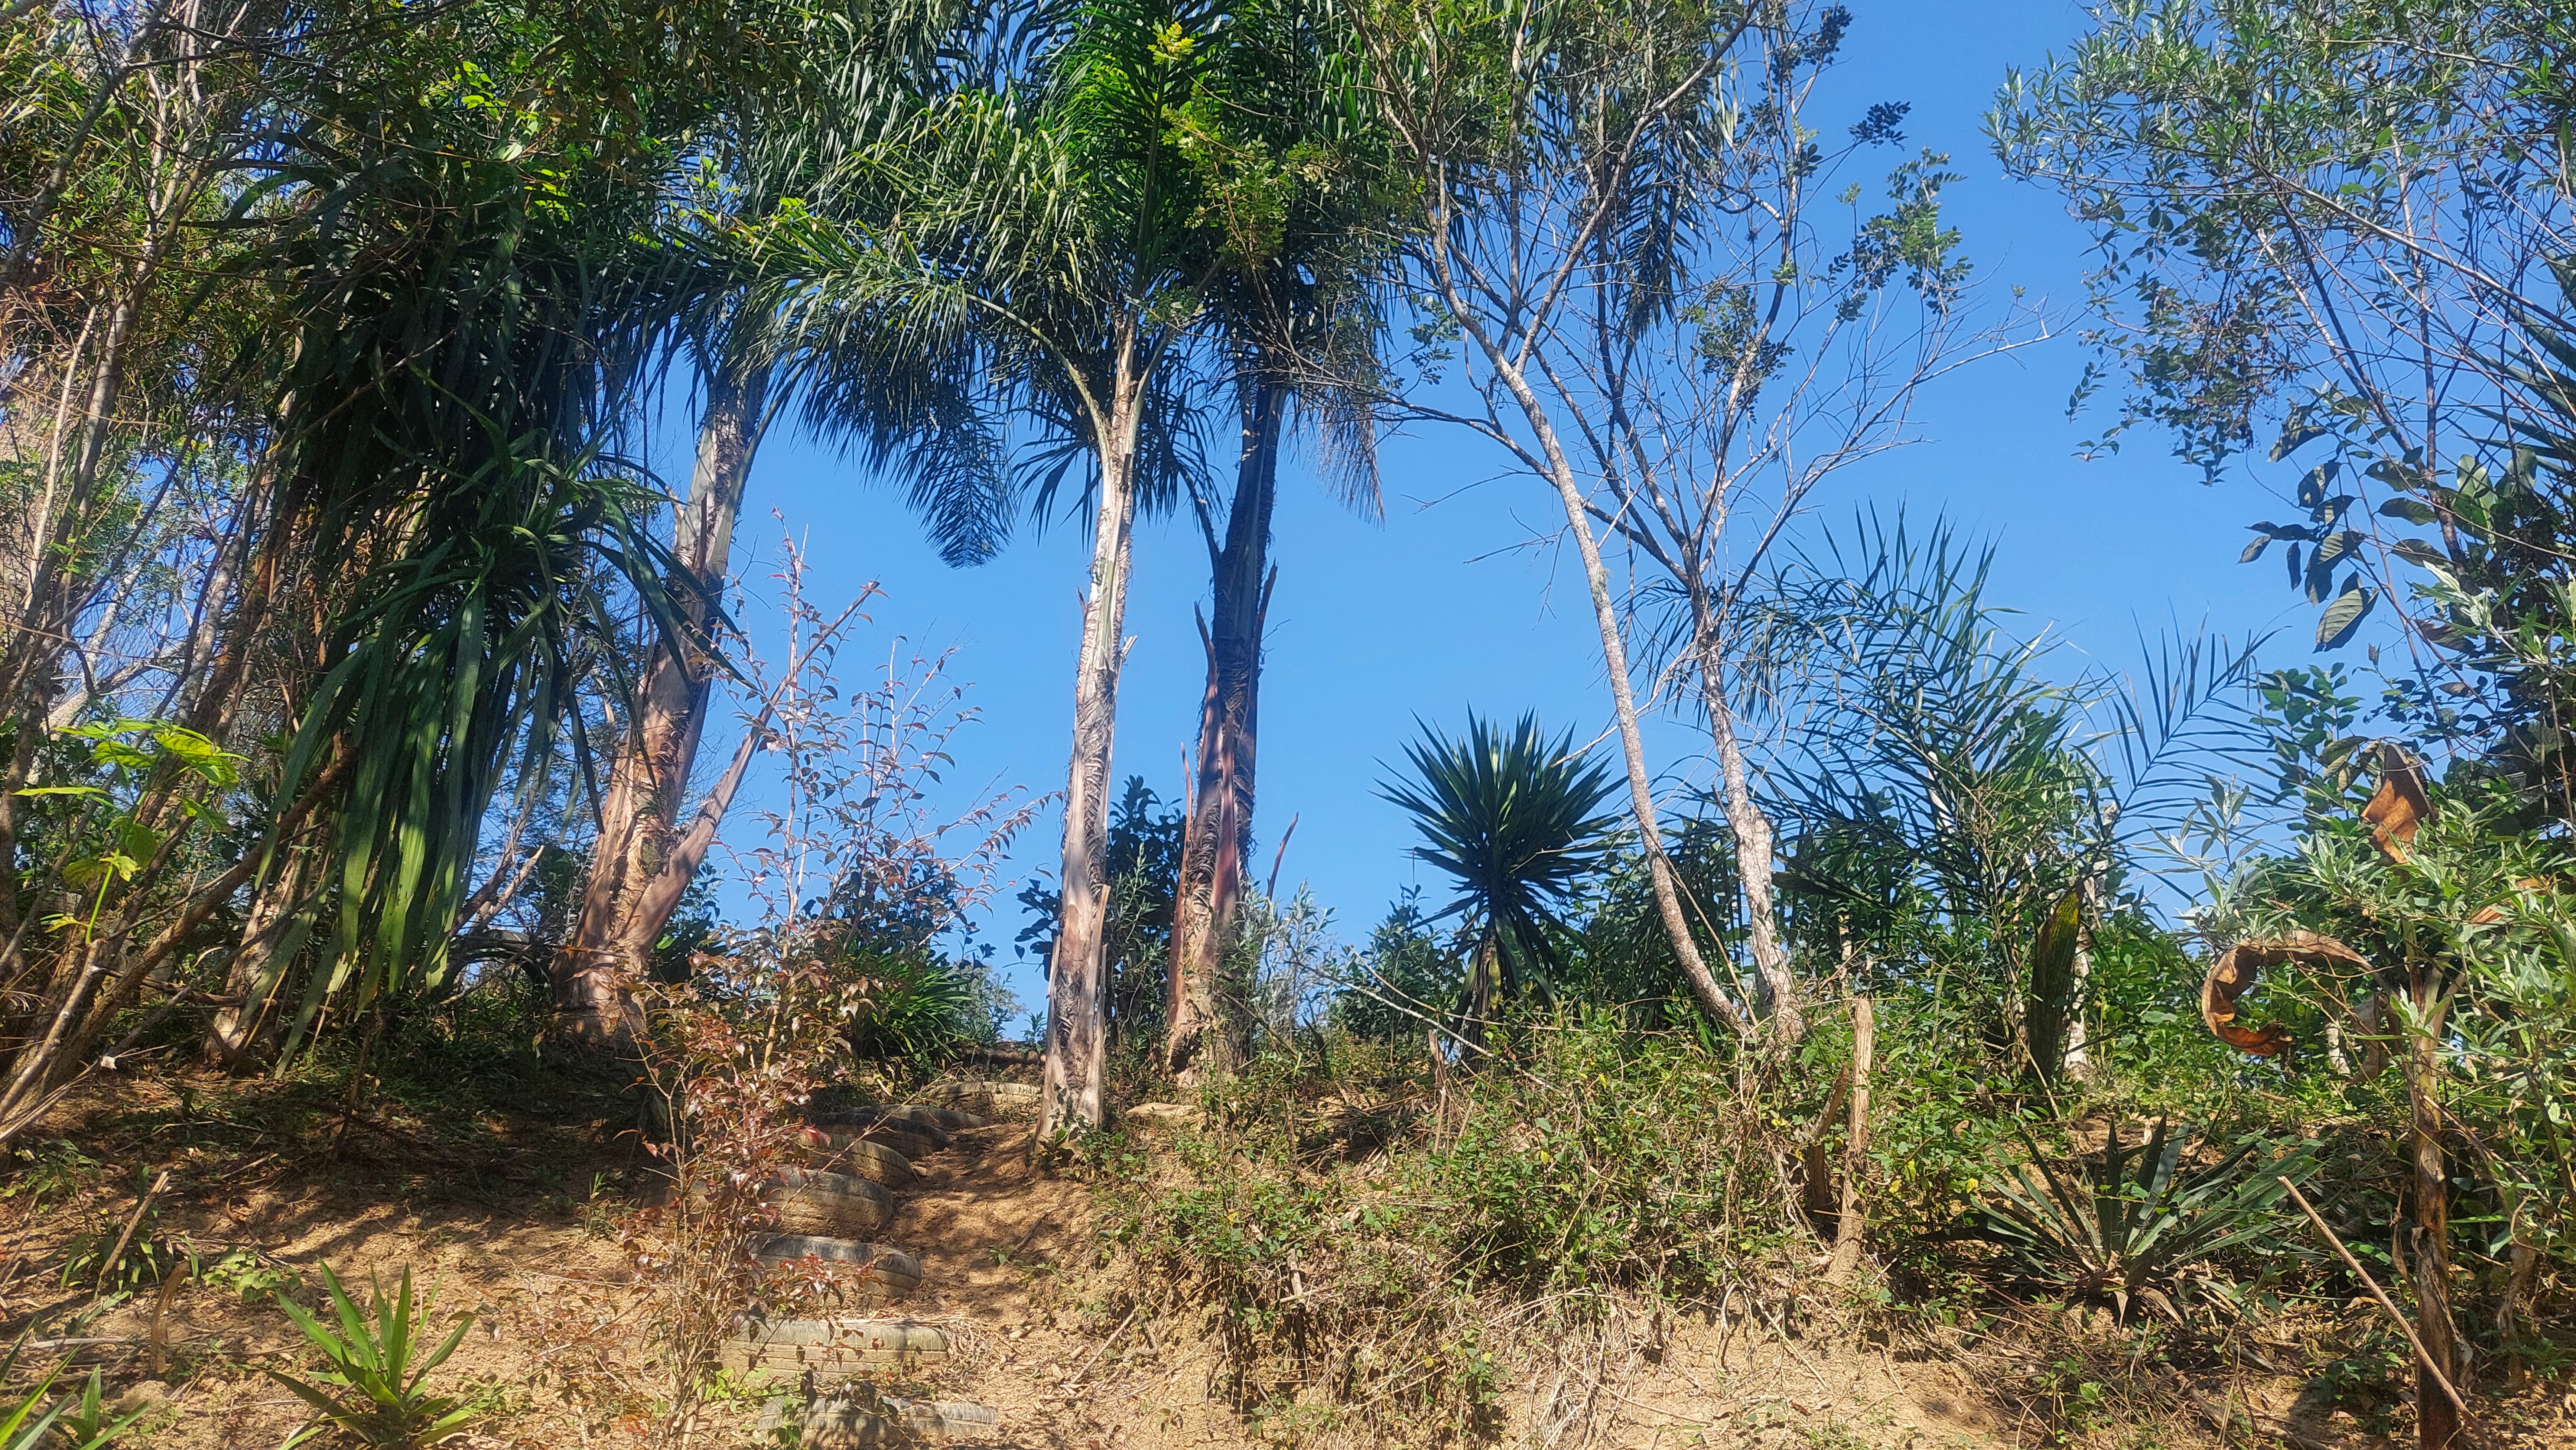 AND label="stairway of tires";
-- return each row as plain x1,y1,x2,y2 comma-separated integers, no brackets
729,1078,1043,1447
